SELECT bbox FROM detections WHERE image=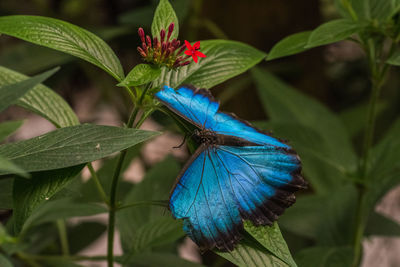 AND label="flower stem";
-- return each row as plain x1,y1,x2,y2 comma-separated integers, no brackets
87,162,109,205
